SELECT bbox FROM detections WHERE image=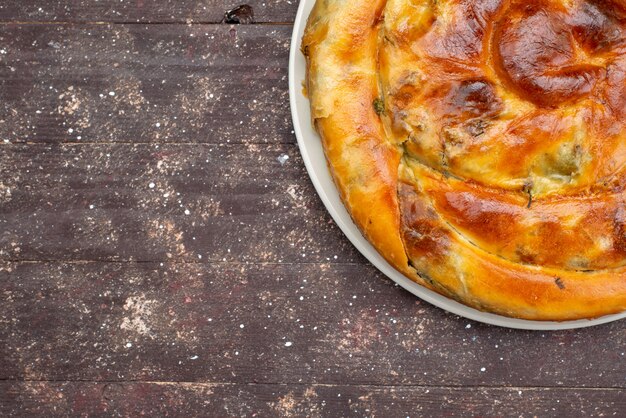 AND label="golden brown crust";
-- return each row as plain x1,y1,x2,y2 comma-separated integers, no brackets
303,0,626,320
302,0,423,282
